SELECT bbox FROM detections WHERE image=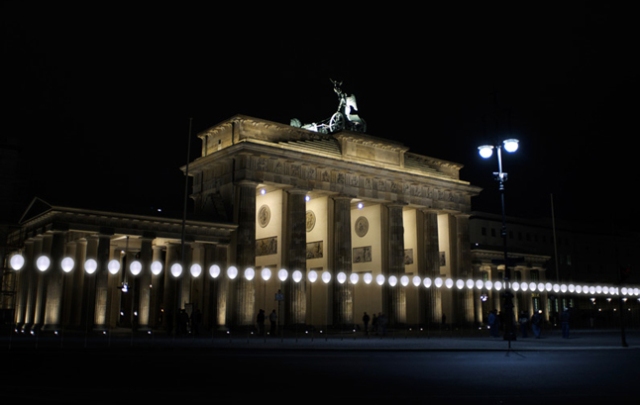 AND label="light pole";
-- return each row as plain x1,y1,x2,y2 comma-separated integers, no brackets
478,138,519,346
